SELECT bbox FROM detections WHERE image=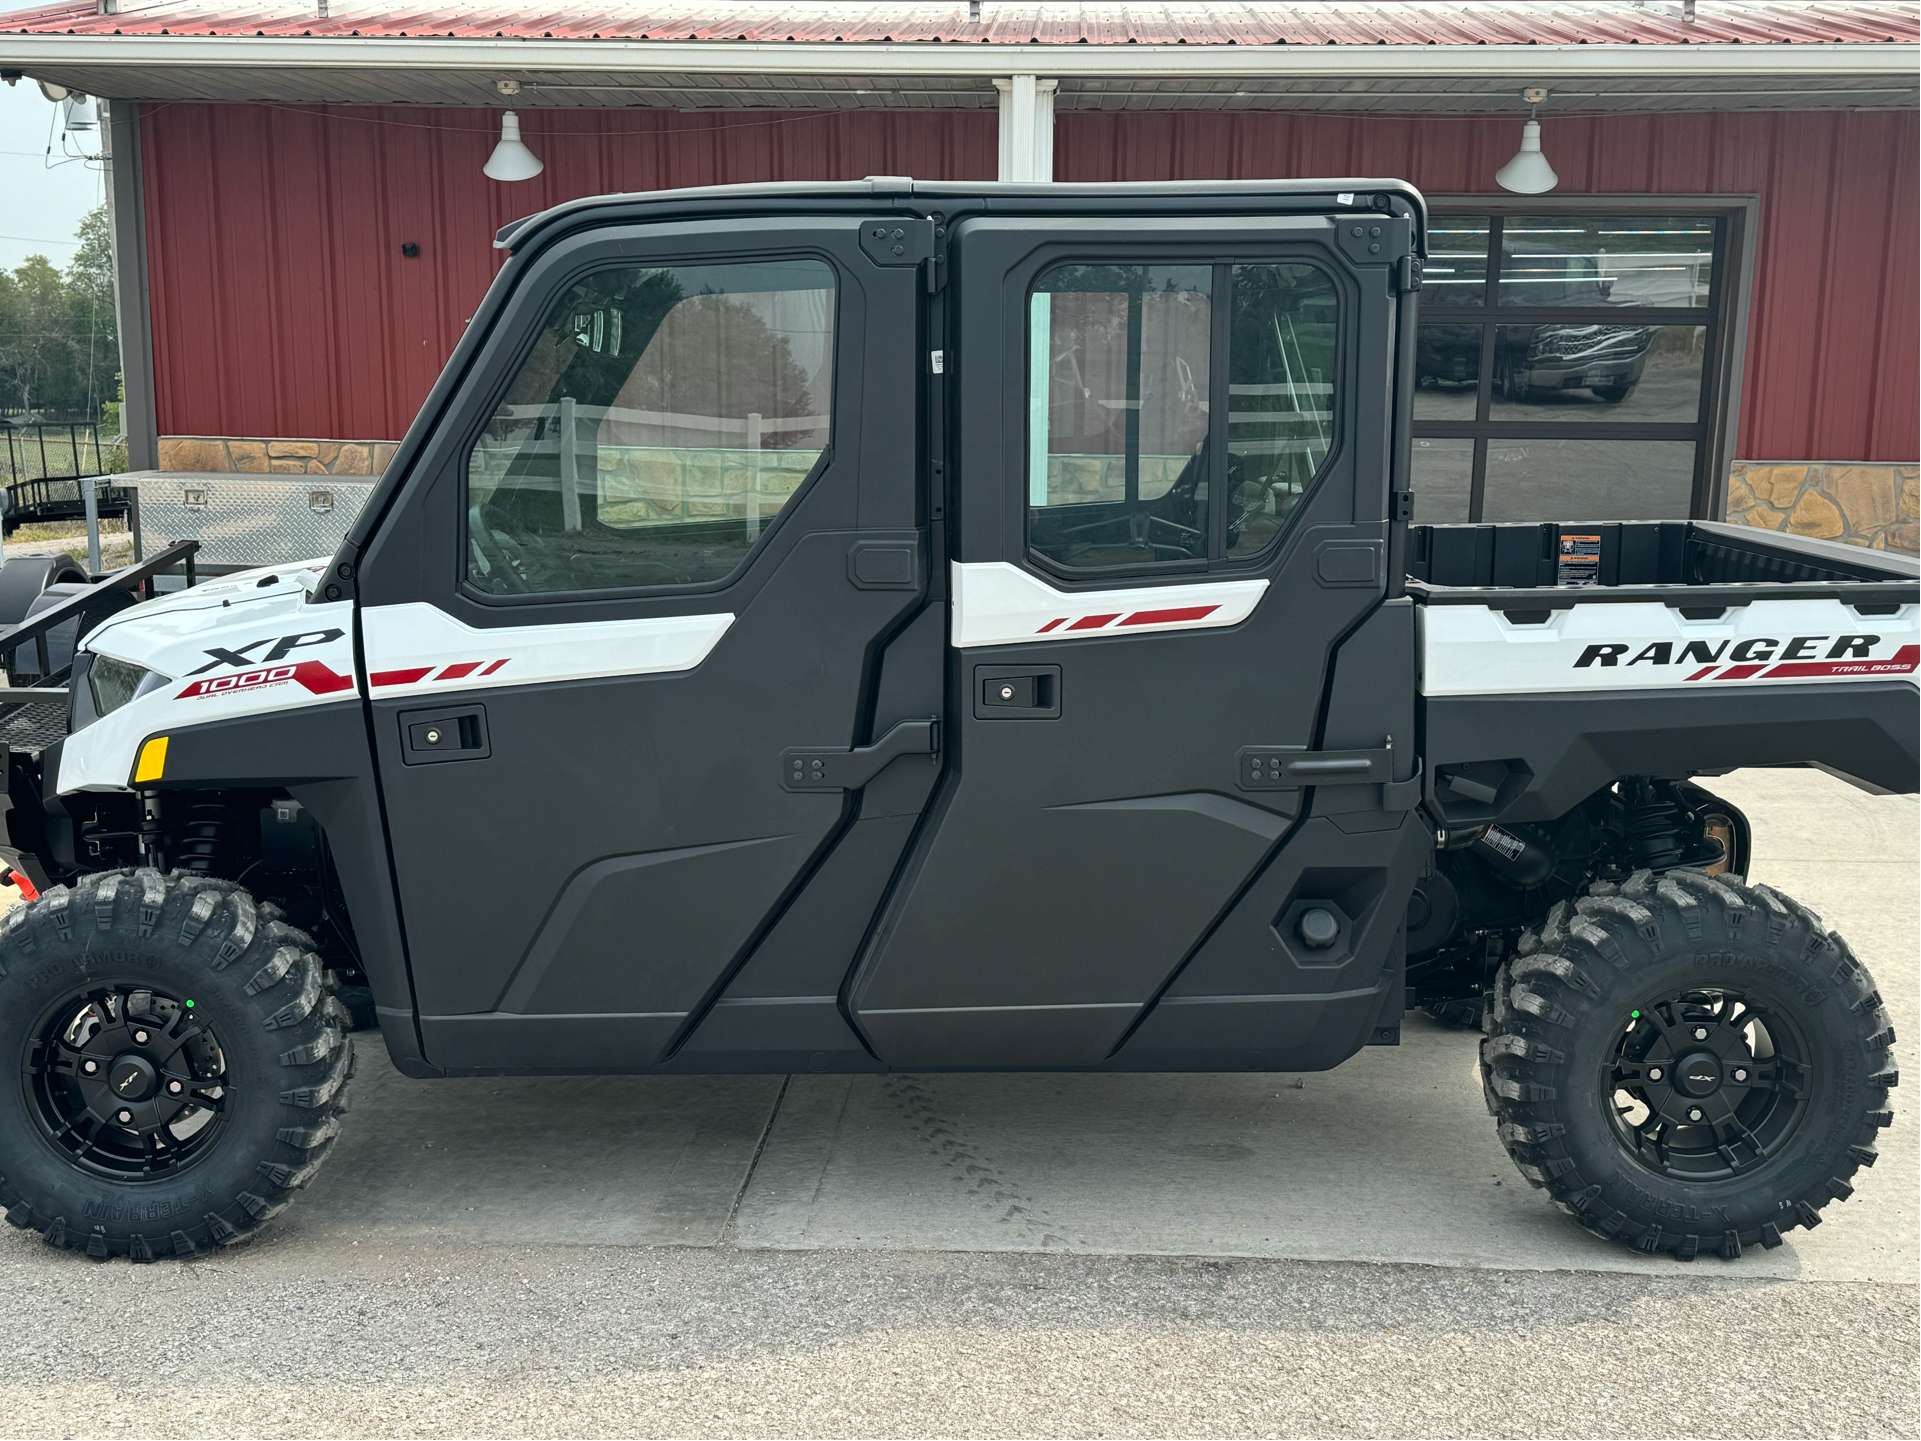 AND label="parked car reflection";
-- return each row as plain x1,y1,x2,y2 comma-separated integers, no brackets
1418,322,1654,406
